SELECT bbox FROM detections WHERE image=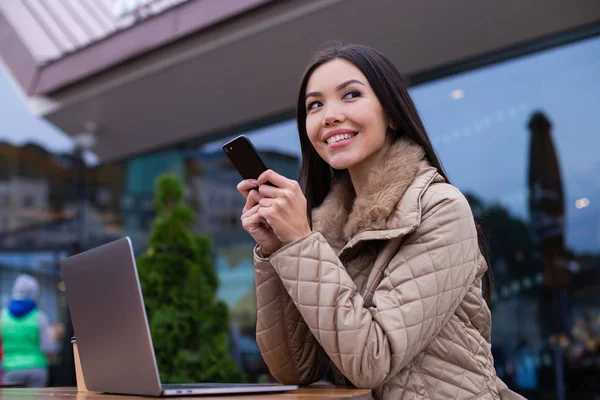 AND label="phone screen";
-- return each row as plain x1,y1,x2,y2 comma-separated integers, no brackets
222,135,268,181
